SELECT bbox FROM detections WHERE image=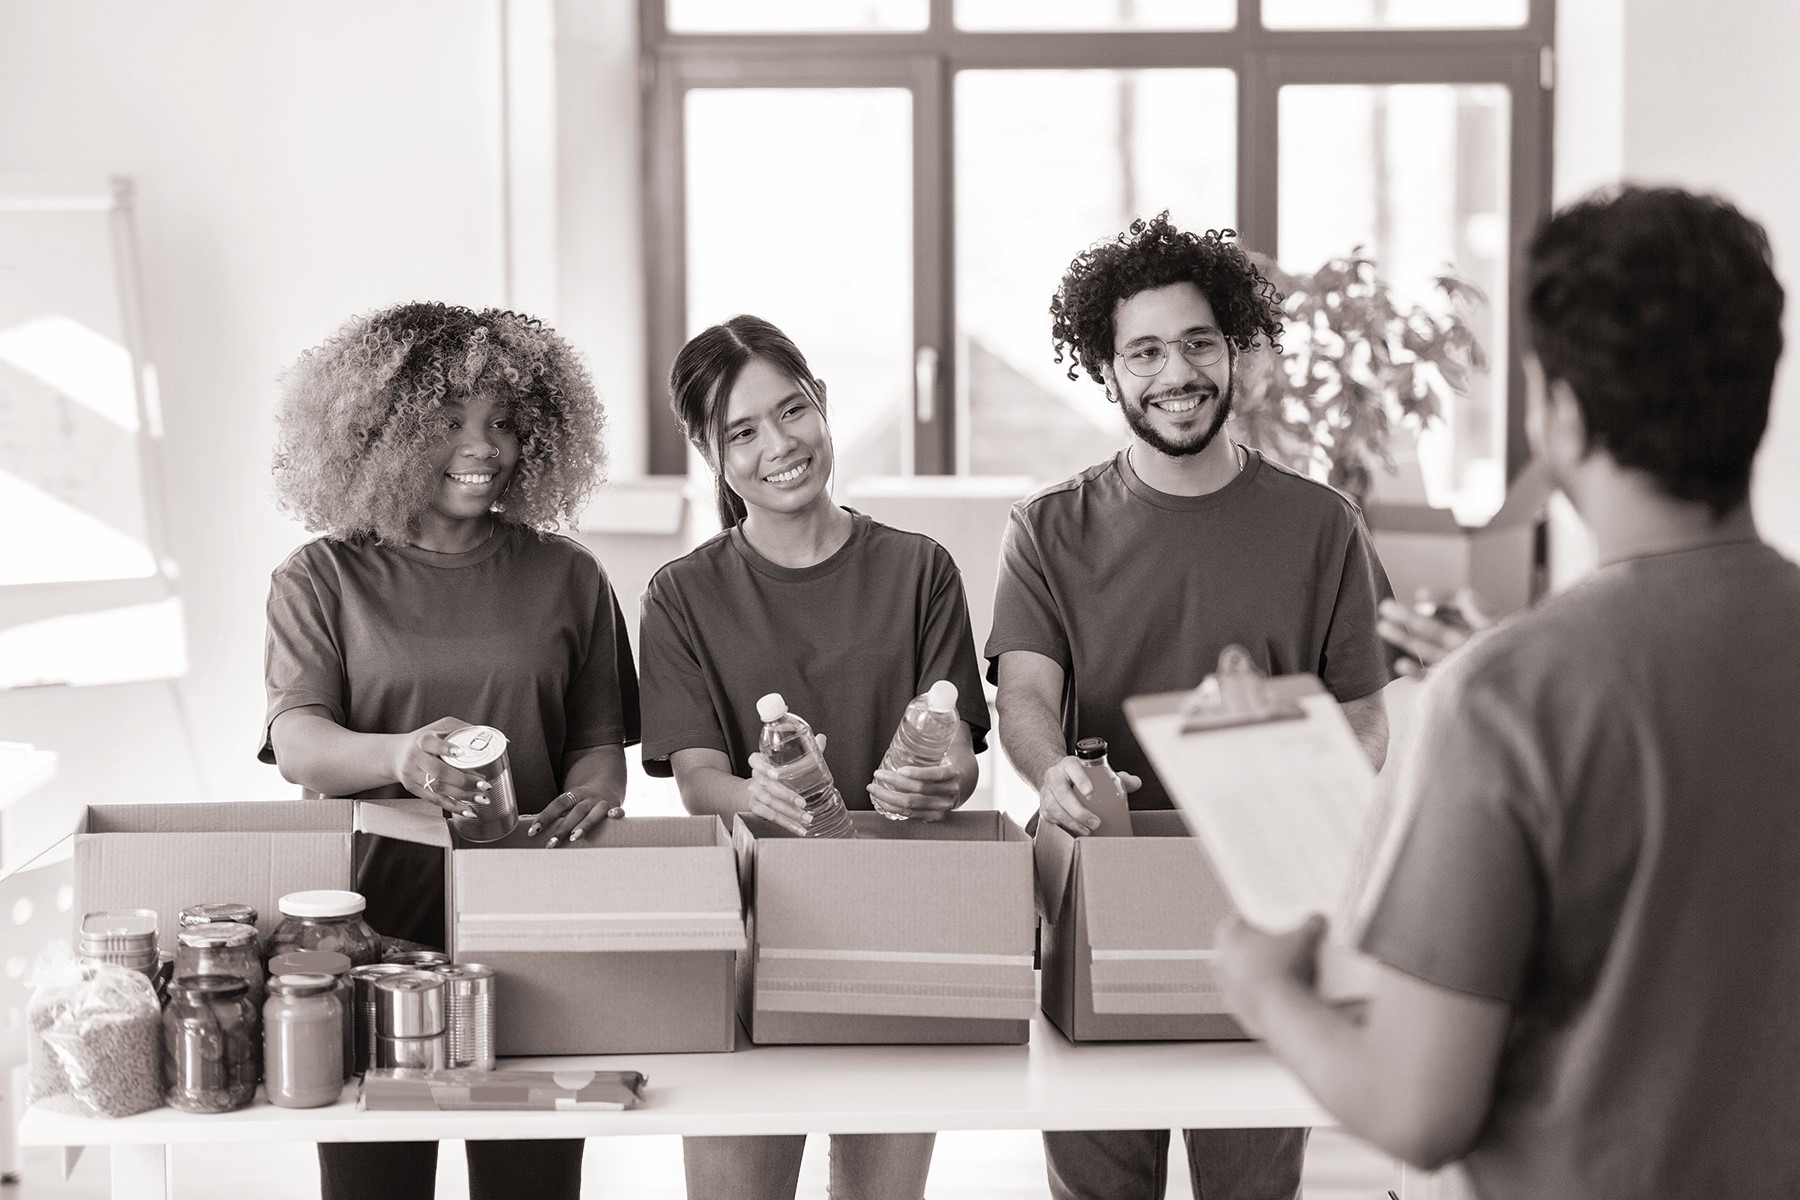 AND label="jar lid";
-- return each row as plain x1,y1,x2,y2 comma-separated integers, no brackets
178,902,258,928
168,973,249,1000
441,724,507,770
266,971,338,997
1073,737,1109,760
176,921,258,949
269,949,352,978
79,909,158,948
277,889,366,918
